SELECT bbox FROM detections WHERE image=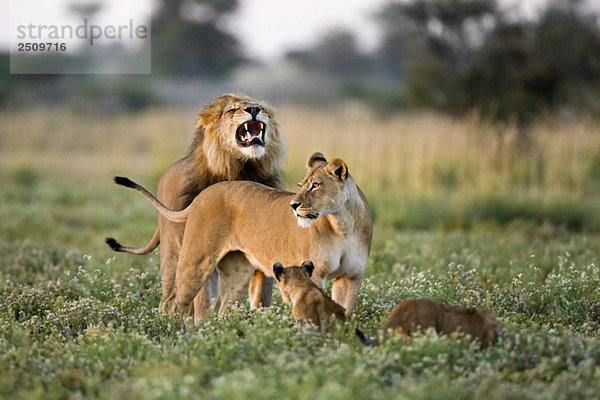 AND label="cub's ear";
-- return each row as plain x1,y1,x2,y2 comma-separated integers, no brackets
307,152,327,168
326,159,348,182
273,262,284,281
301,260,314,278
